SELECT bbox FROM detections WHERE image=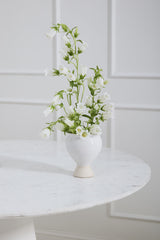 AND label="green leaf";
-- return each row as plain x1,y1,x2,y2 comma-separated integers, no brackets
56,90,65,99
69,81,76,88
59,103,64,108
50,105,55,111
80,74,85,79
78,47,82,54
61,24,69,32
68,49,74,56
63,55,69,61
90,67,95,71
74,27,79,38
77,39,83,43
88,86,95,96
66,42,71,48
82,114,92,119
51,23,61,32
71,26,78,31
53,69,60,76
